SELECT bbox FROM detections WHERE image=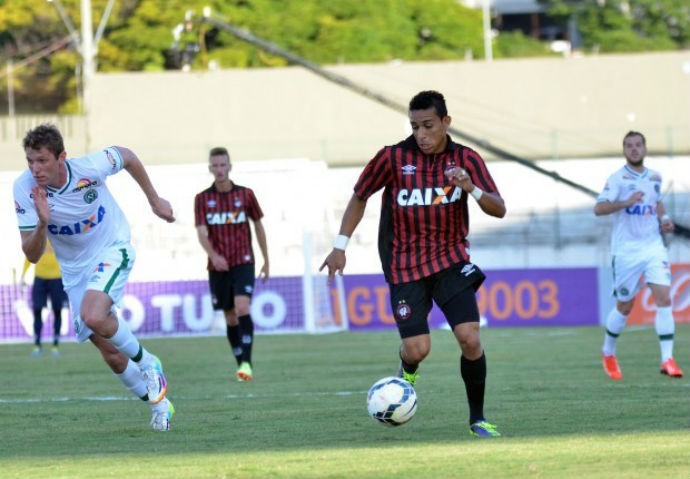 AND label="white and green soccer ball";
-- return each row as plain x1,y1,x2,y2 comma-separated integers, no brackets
366,376,417,426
